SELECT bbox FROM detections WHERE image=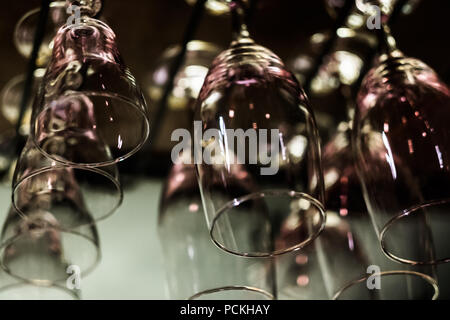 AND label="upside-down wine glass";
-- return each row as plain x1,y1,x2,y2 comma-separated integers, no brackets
193,0,325,257
31,0,150,167
0,206,100,286
353,0,450,265
320,121,439,300
158,152,275,300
